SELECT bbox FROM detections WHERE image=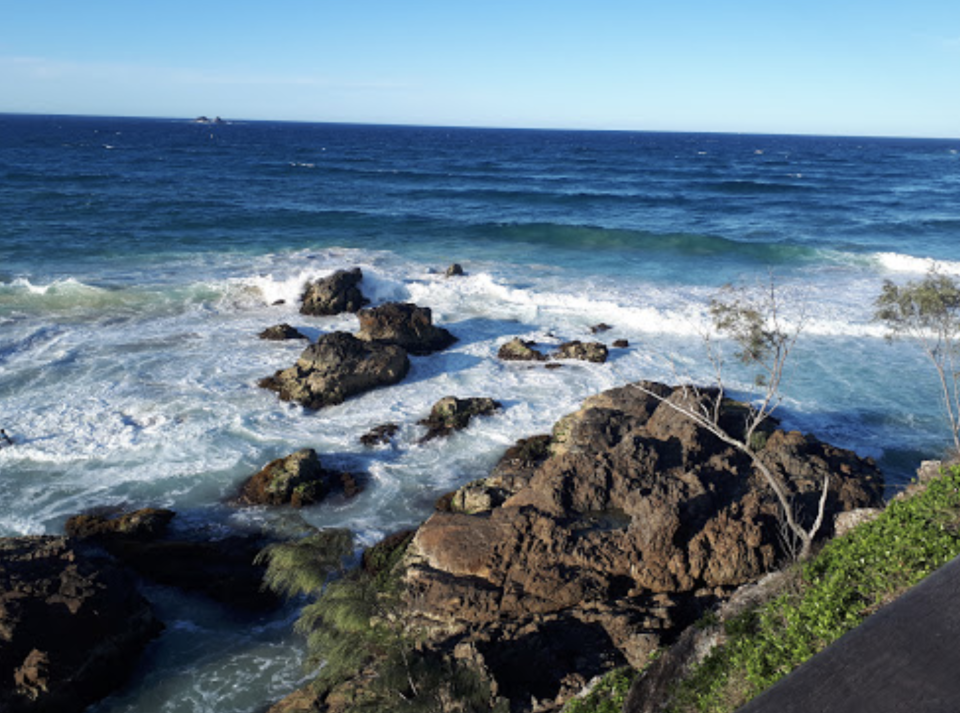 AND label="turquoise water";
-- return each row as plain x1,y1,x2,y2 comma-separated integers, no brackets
1,115,959,711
